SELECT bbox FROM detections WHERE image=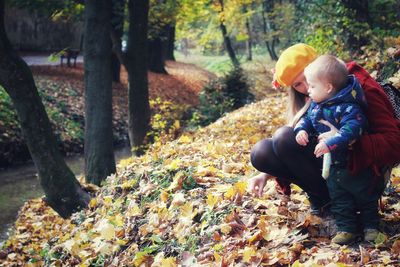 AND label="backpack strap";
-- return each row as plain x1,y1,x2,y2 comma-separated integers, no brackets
380,82,400,120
